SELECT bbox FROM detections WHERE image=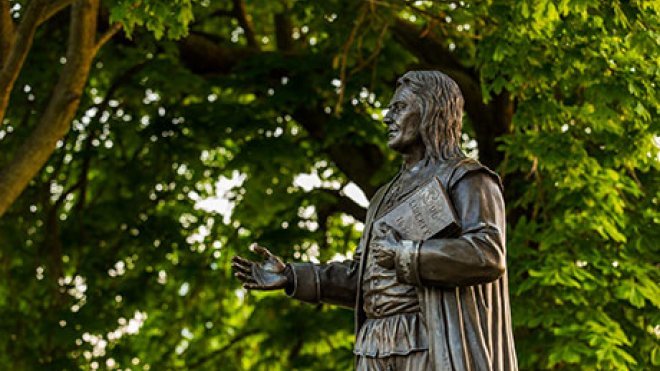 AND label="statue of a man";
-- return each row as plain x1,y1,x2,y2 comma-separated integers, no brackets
232,71,518,370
